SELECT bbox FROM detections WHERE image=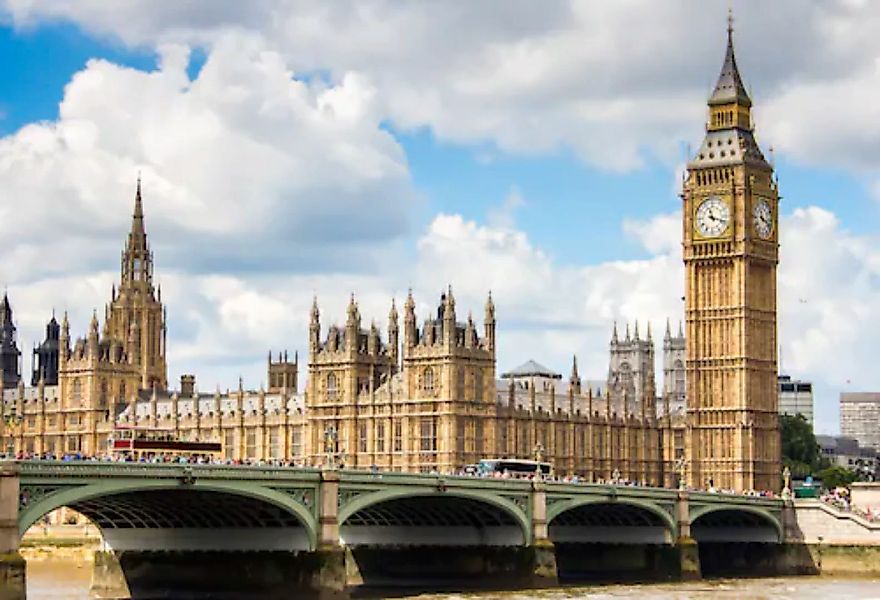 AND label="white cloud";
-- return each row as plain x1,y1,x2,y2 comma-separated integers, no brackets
5,1,880,175
0,34,415,284
1,2,879,436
